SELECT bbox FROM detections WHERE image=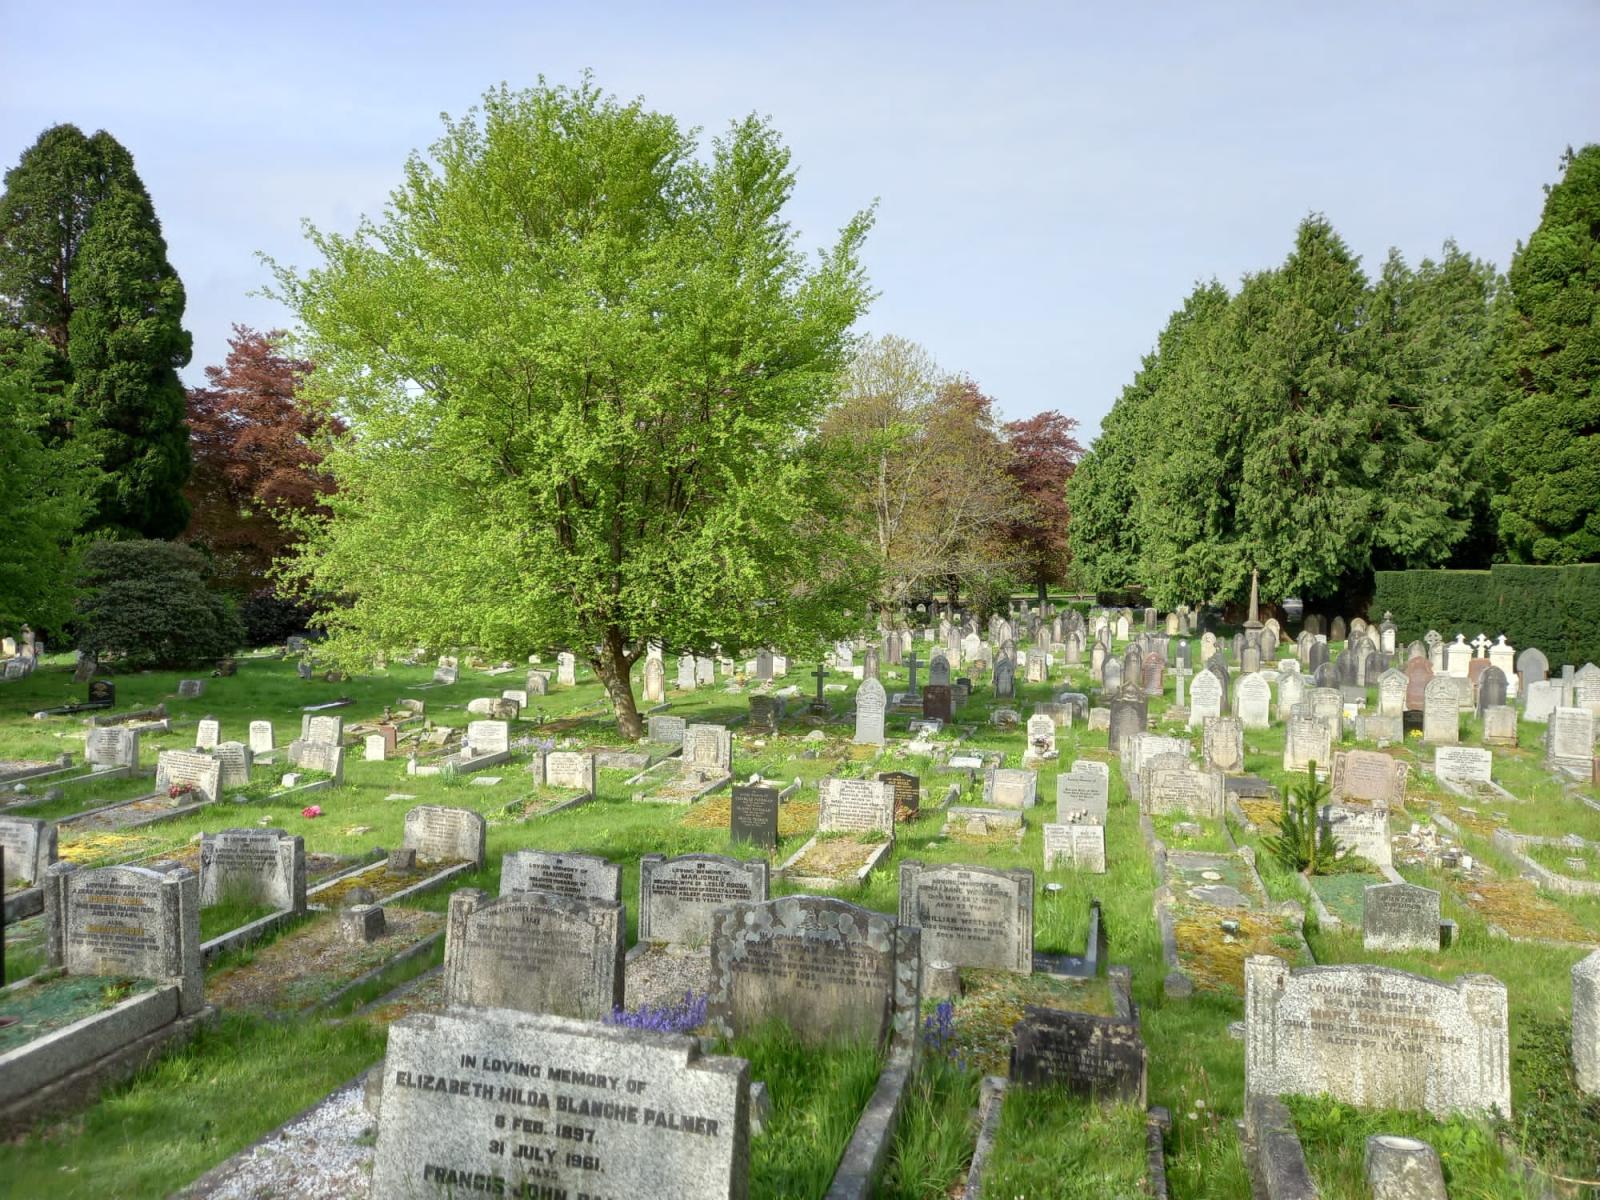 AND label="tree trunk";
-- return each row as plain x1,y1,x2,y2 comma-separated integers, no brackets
1036,578,1048,608
593,628,643,739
